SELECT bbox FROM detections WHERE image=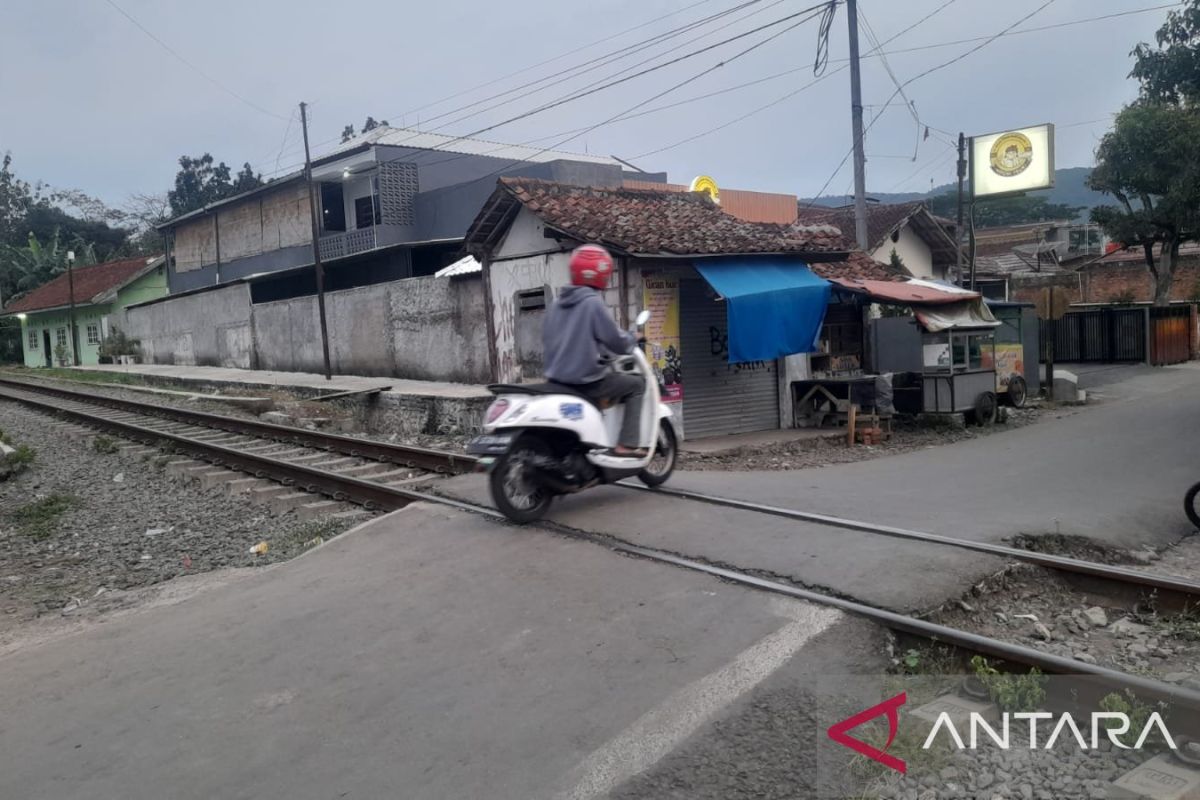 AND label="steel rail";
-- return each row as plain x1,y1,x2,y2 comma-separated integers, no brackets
627,483,1200,611
7,382,1198,730
0,376,475,474
0,384,428,511
378,492,1200,727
